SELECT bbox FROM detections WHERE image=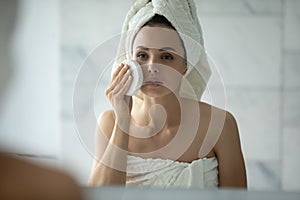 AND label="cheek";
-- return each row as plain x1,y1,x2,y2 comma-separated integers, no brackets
160,66,183,90
140,64,184,91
